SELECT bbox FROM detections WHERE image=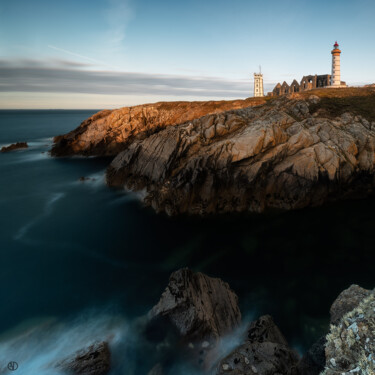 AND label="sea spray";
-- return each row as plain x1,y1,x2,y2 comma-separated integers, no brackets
0,310,128,375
